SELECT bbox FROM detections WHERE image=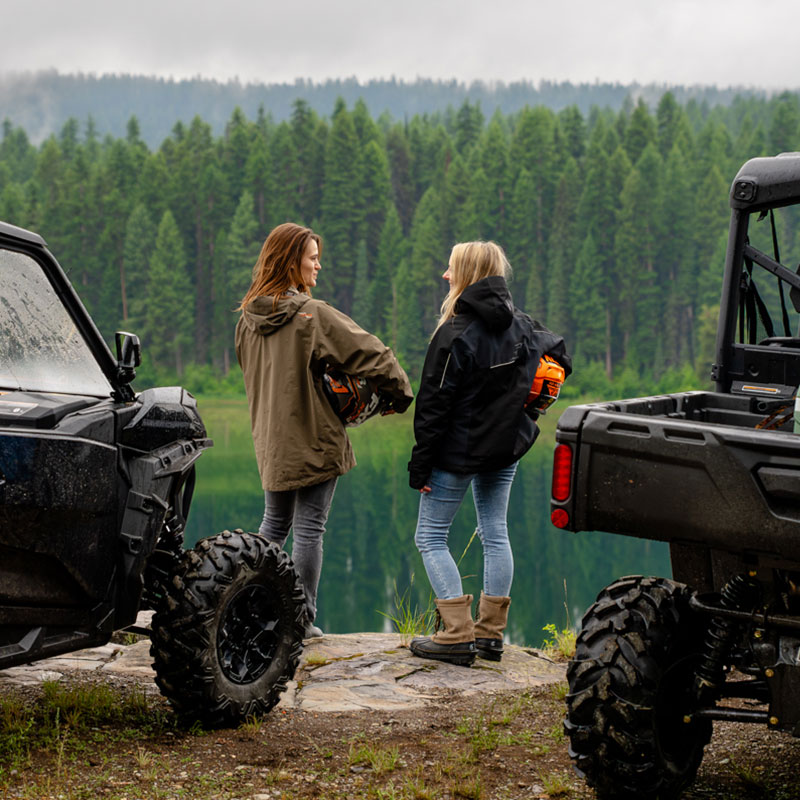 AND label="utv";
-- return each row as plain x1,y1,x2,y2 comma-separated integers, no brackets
0,220,306,725
551,153,800,798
